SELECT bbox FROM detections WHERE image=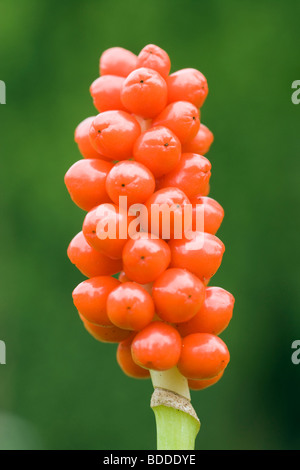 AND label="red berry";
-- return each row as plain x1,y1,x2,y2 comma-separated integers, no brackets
121,68,168,119
131,322,182,371
64,159,113,211
178,333,230,379
105,160,155,206
122,232,171,284
157,153,211,199
67,231,122,277
99,47,137,77
169,232,225,281
152,268,205,323
178,287,234,336
82,203,134,259
137,44,171,79
107,282,155,331
167,68,208,108
117,335,150,379
89,111,141,161
90,75,126,112
188,370,224,391
190,196,224,235
152,101,200,144
133,126,181,178
73,276,120,326
182,124,214,155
